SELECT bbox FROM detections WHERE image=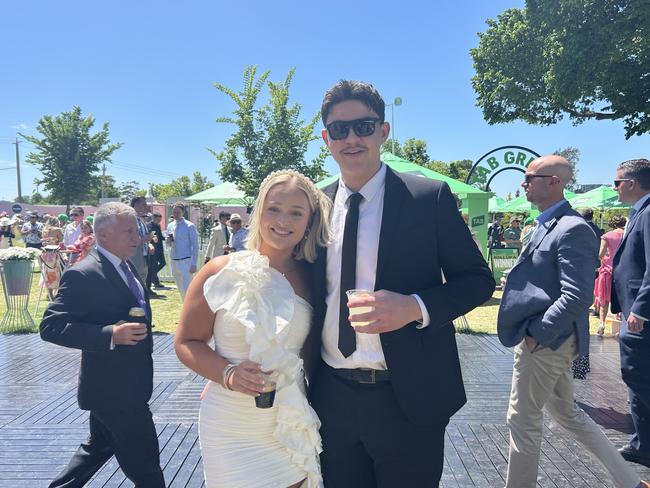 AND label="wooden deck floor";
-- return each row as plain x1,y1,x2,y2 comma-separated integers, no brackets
0,333,647,487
